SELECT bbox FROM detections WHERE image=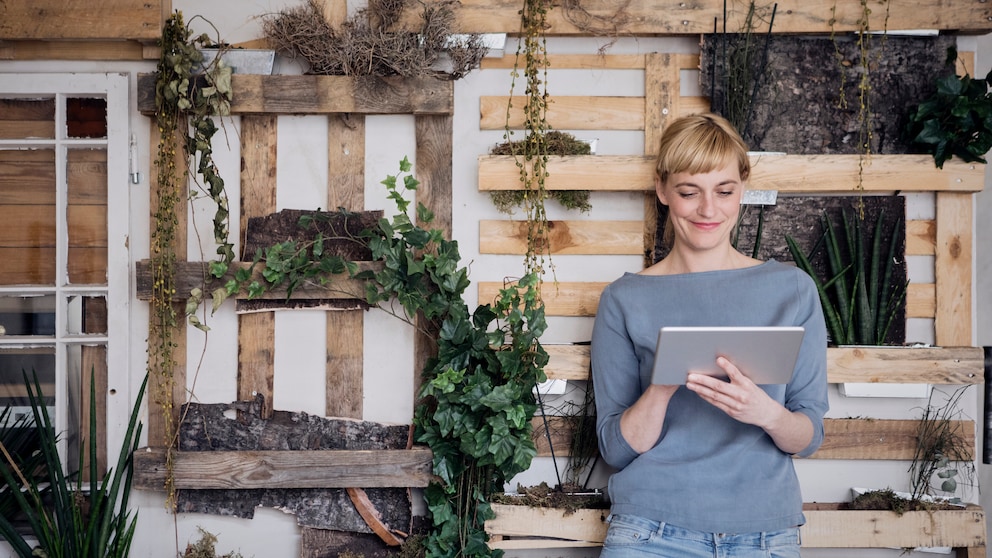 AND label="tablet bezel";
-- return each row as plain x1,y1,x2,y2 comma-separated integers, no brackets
650,326,805,385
